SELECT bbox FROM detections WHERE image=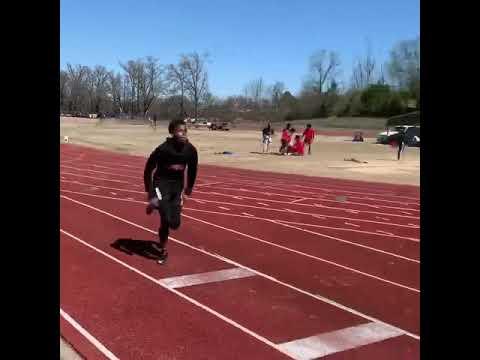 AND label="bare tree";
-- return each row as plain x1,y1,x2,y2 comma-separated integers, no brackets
387,37,420,97
351,42,376,89
66,64,90,113
166,60,188,116
305,50,341,94
60,70,69,111
139,56,164,116
244,77,265,107
120,57,164,117
182,52,209,120
269,81,285,110
108,72,124,113
91,65,110,113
